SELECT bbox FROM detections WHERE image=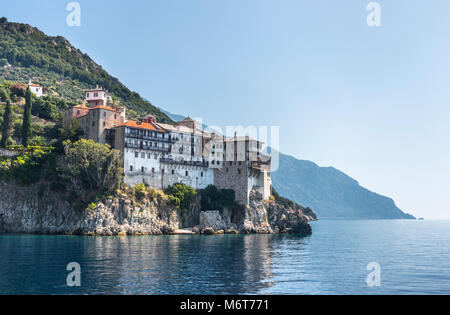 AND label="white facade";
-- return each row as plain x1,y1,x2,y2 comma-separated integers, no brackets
28,84,43,97
206,137,225,169
115,116,271,204
86,87,112,106
123,147,214,189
